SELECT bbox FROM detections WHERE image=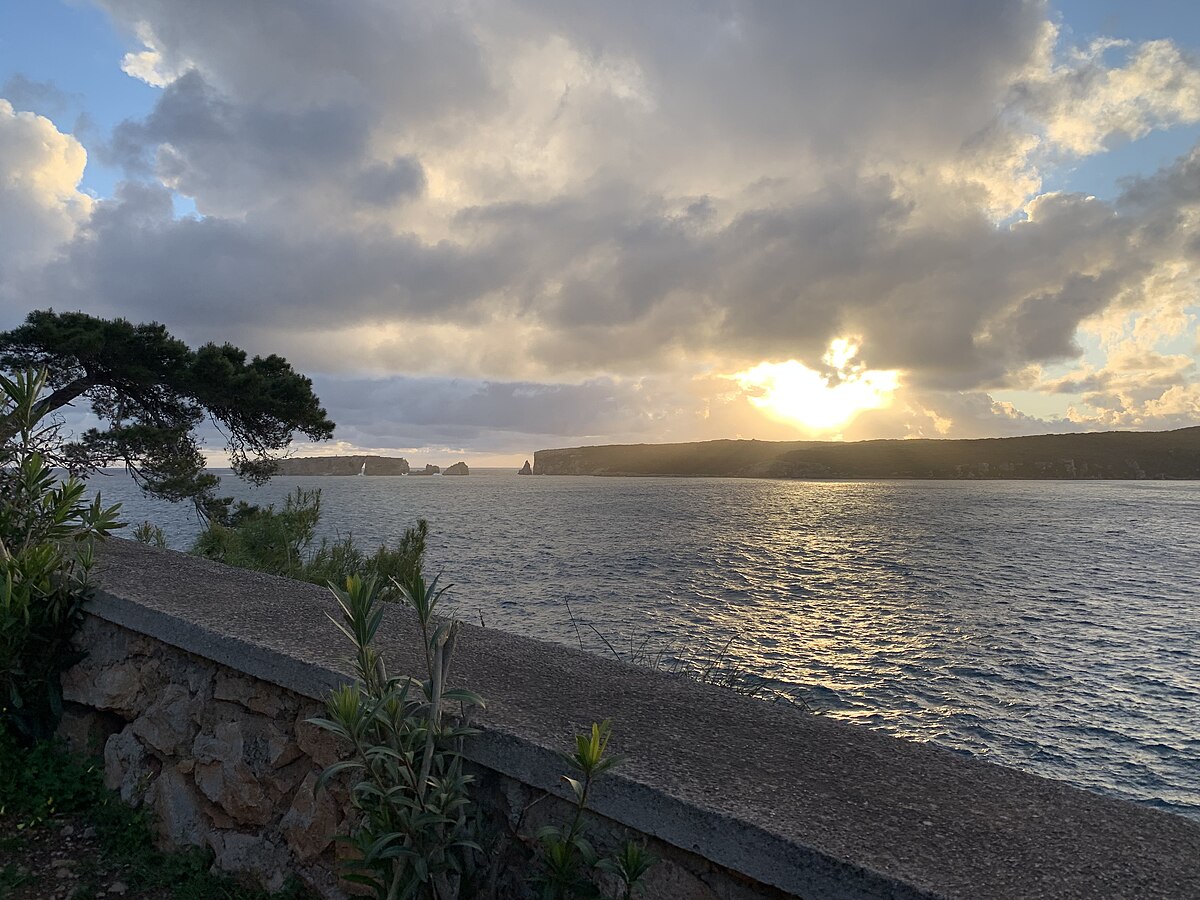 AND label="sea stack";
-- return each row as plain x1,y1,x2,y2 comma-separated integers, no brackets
518,460,532,475
443,461,469,475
